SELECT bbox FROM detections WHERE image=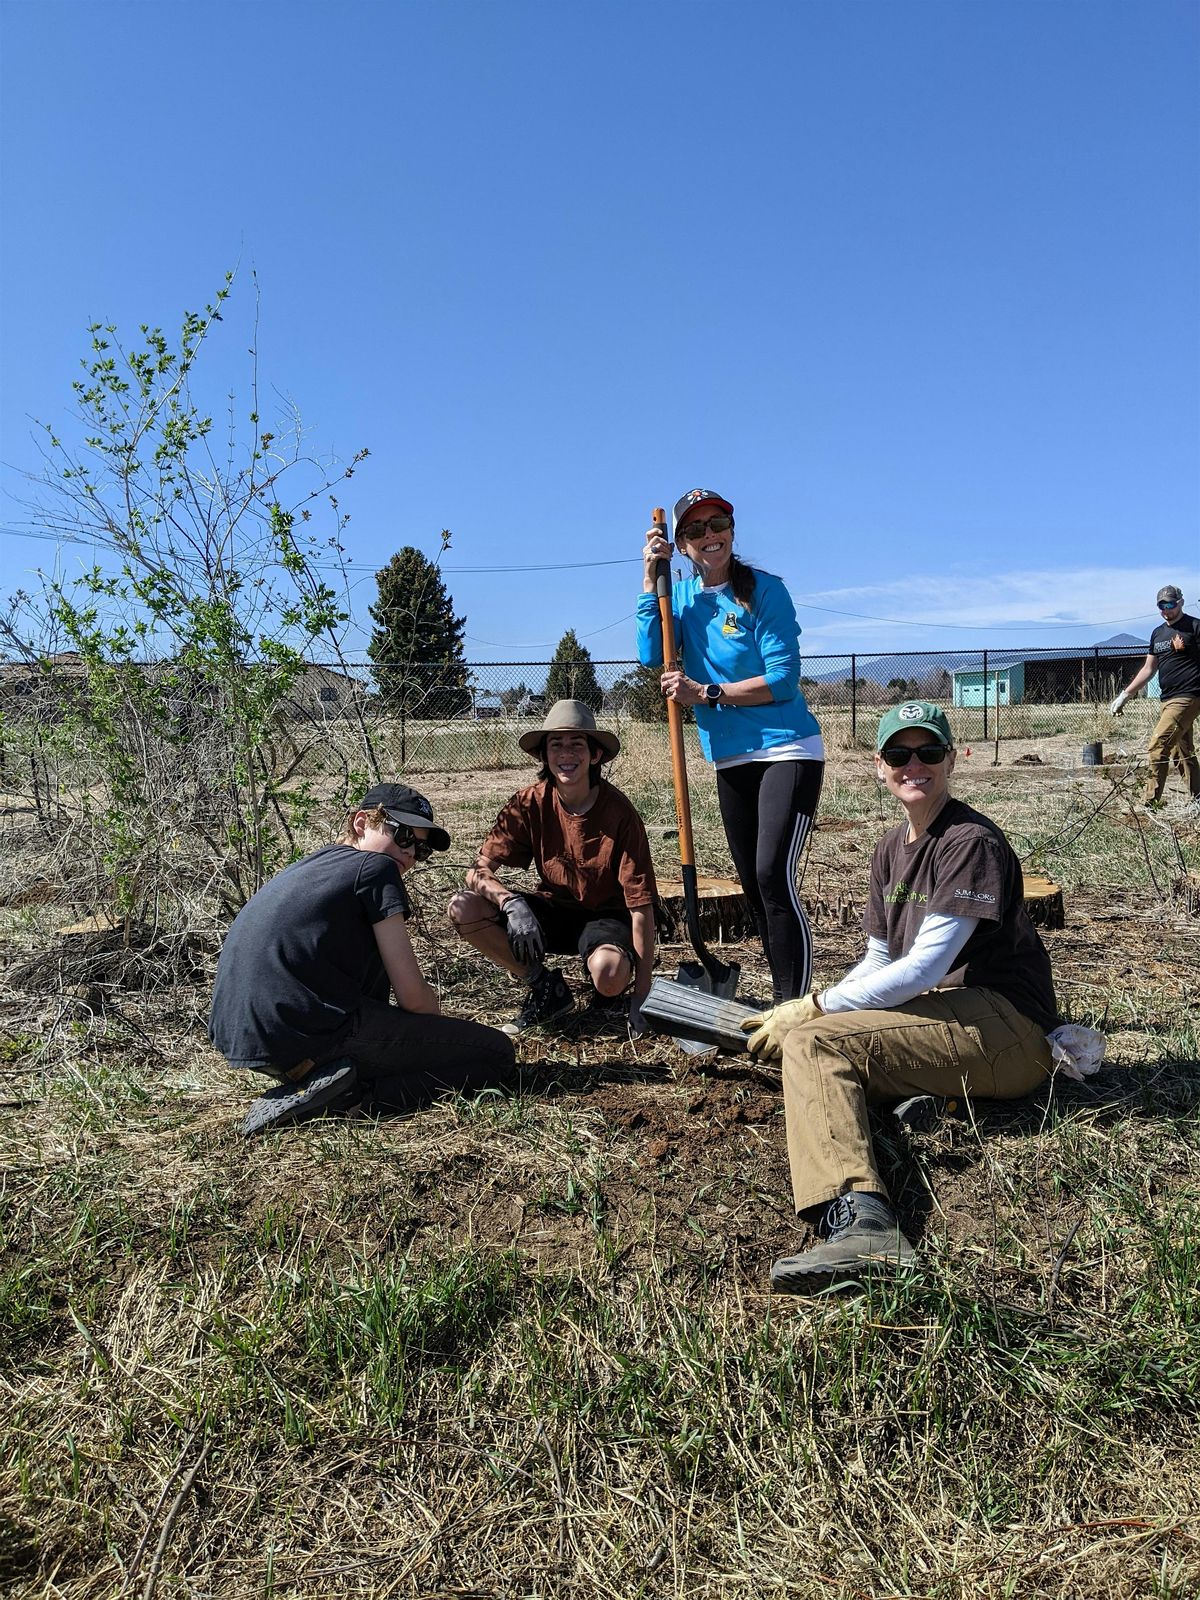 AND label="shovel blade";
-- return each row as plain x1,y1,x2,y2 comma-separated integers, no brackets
675,958,740,1001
